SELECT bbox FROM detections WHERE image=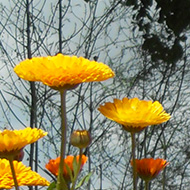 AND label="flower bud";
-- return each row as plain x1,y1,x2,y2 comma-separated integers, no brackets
70,130,91,149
